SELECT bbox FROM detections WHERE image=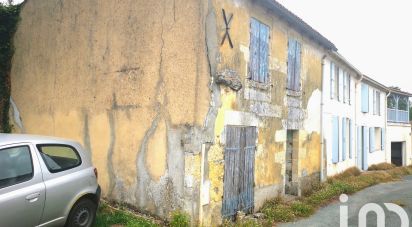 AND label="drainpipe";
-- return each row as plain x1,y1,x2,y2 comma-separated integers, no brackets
320,54,327,182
